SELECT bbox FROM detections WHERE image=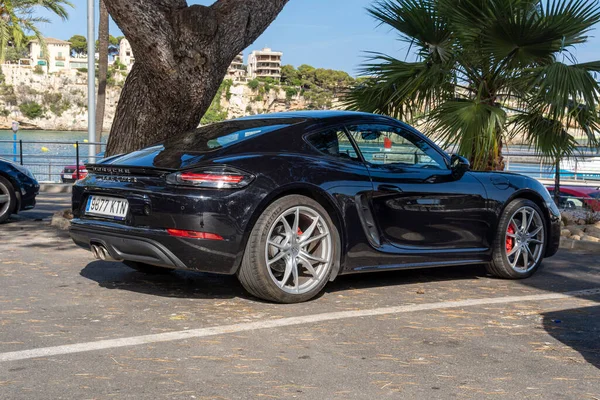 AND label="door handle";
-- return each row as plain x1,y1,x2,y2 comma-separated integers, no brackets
378,184,403,193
